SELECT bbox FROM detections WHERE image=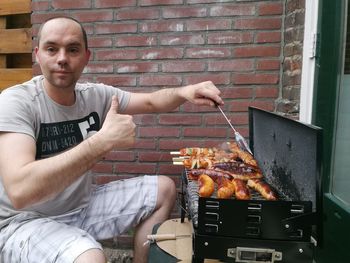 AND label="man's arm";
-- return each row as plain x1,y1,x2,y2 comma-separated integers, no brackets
124,81,223,114
0,96,135,209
